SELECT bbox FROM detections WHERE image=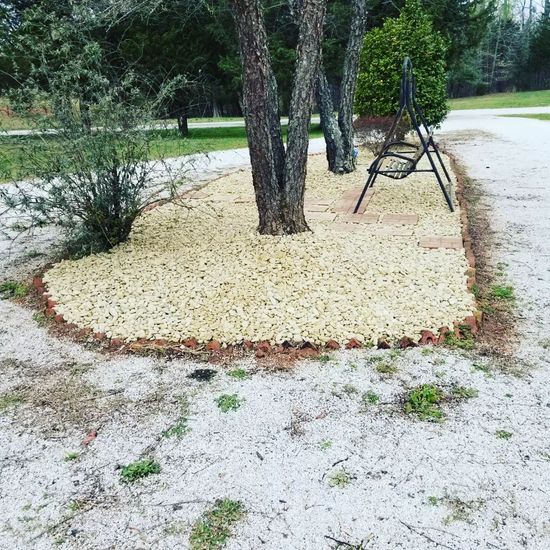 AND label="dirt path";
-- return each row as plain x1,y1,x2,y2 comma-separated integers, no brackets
1,116,549,549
